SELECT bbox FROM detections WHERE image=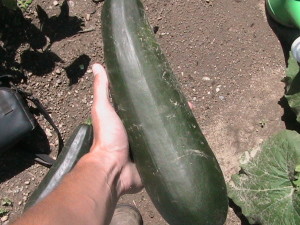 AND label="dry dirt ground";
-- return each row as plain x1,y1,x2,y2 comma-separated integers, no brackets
0,0,293,224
